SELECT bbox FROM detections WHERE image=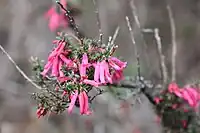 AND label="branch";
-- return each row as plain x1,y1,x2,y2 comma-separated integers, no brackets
89,88,104,103
125,16,141,78
92,0,103,44
154,28,168,87
167,4,177,82
129,0,150,68
111,26,120,45
56,1,83,40
0,45,42,90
